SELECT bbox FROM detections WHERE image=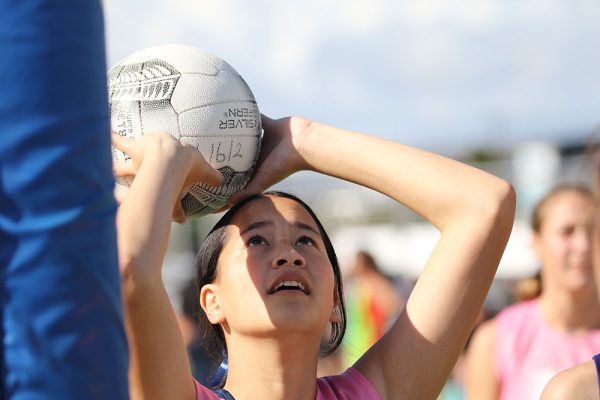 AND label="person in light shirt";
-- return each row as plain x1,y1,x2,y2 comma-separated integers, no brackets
466,184,600,400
